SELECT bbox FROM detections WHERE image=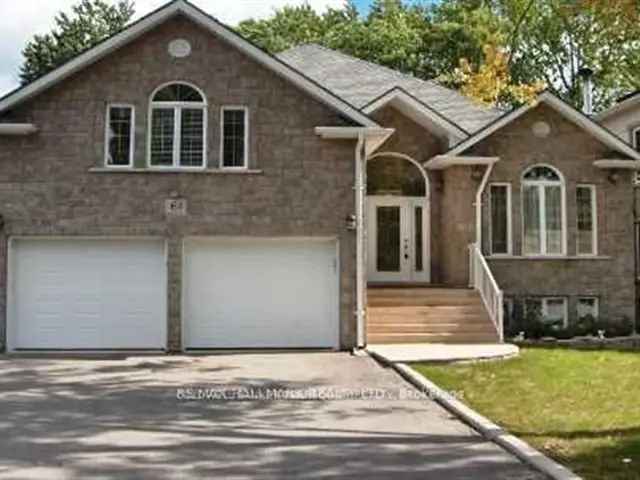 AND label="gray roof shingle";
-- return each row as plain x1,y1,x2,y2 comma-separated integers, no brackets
277,44,501,134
